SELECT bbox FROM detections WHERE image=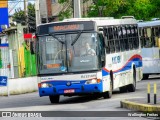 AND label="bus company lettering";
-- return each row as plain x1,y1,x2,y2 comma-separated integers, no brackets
112,55,121,64
53,24,80,32
81,74,96,79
